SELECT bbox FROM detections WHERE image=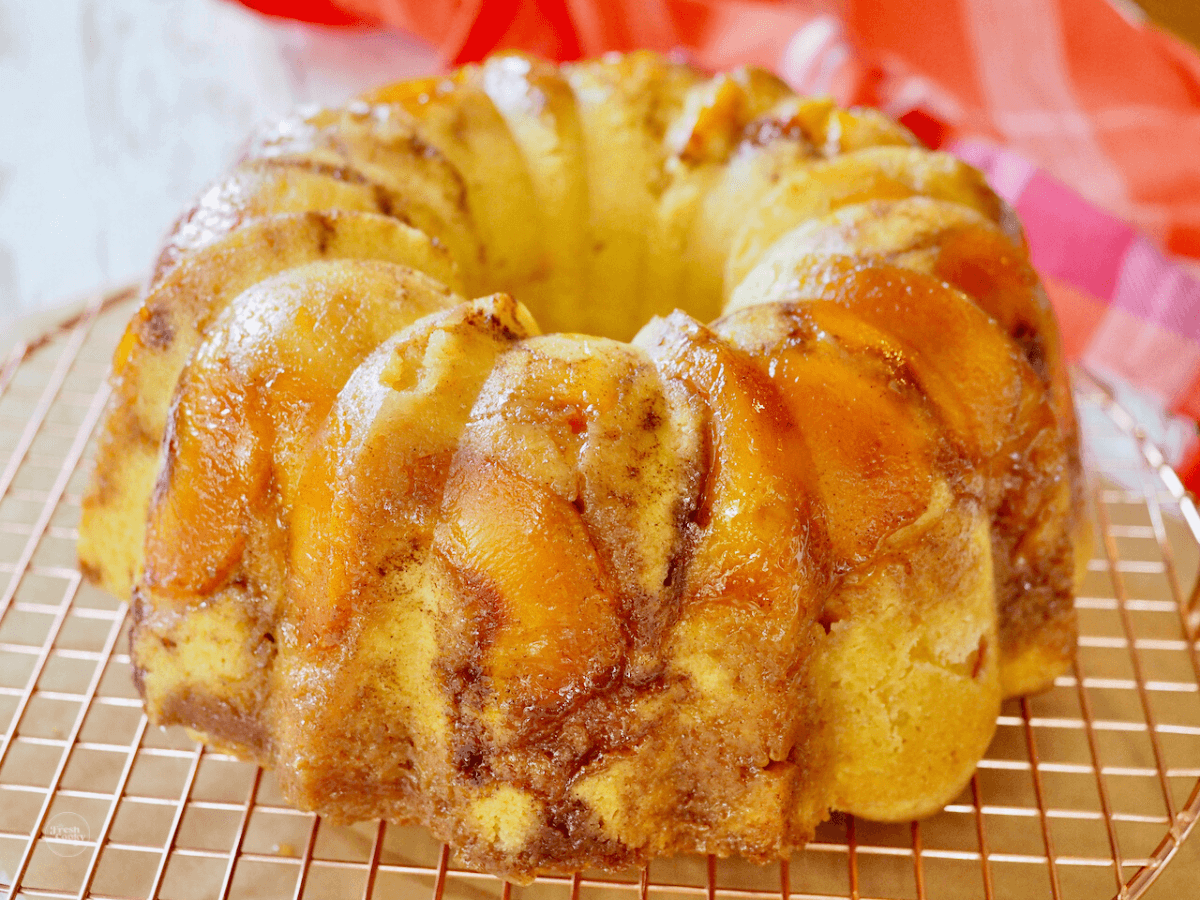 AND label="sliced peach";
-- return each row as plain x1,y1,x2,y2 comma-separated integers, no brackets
141,259,460,602
714,302,939,569
457,334,703,643
725,146,1010,293
637,312,831,766
728,255,1044,471
436,456,623,725
639,312,828,627
287,294,539,642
